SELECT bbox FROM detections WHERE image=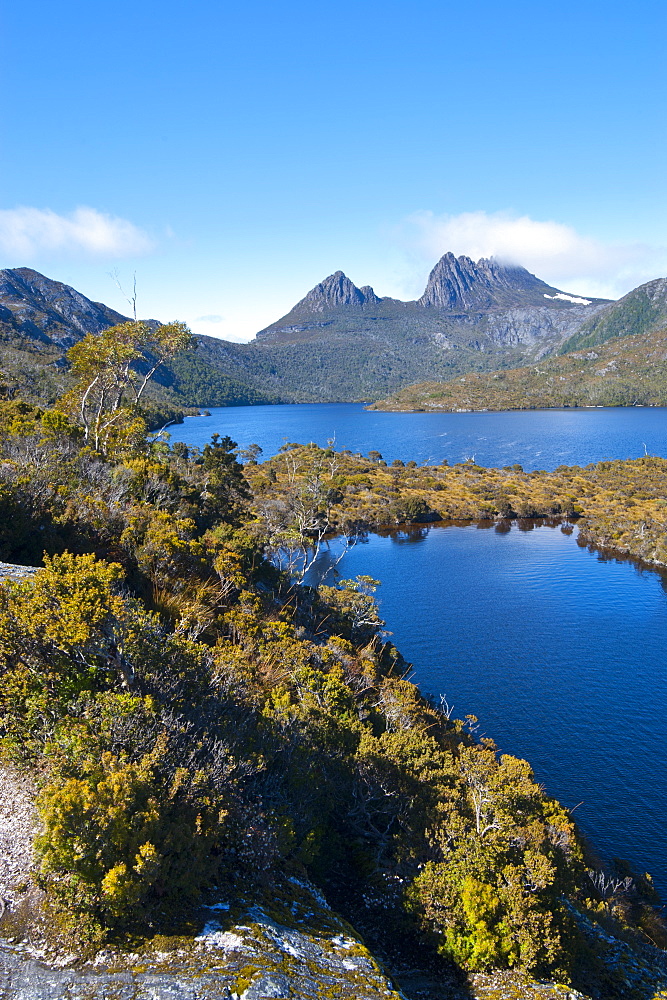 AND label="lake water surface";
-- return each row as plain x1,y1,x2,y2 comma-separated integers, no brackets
176,402,667,471
317,522,667,900
177,404,667,899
